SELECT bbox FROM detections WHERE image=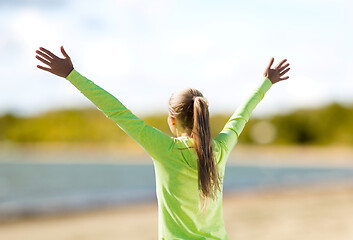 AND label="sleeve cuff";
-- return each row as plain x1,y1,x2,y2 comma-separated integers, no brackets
66,68,80,81
66,68,84,86
258,77,272,94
